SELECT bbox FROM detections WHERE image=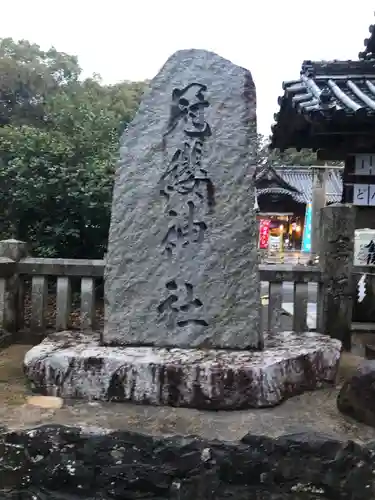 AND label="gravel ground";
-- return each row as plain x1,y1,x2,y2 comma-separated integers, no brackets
1,373,375,443
1,306,375,443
